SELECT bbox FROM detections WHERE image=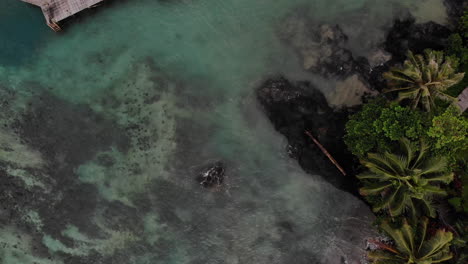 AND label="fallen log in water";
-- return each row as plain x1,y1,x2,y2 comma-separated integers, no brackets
304,130,346,176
